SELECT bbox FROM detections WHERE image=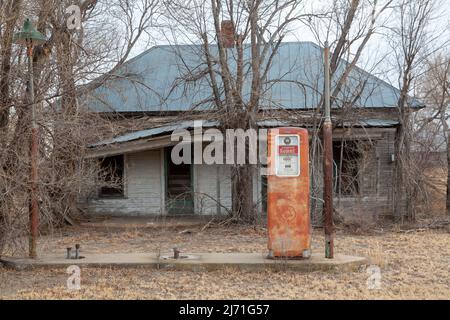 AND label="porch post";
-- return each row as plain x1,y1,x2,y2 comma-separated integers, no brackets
160,148,166,215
